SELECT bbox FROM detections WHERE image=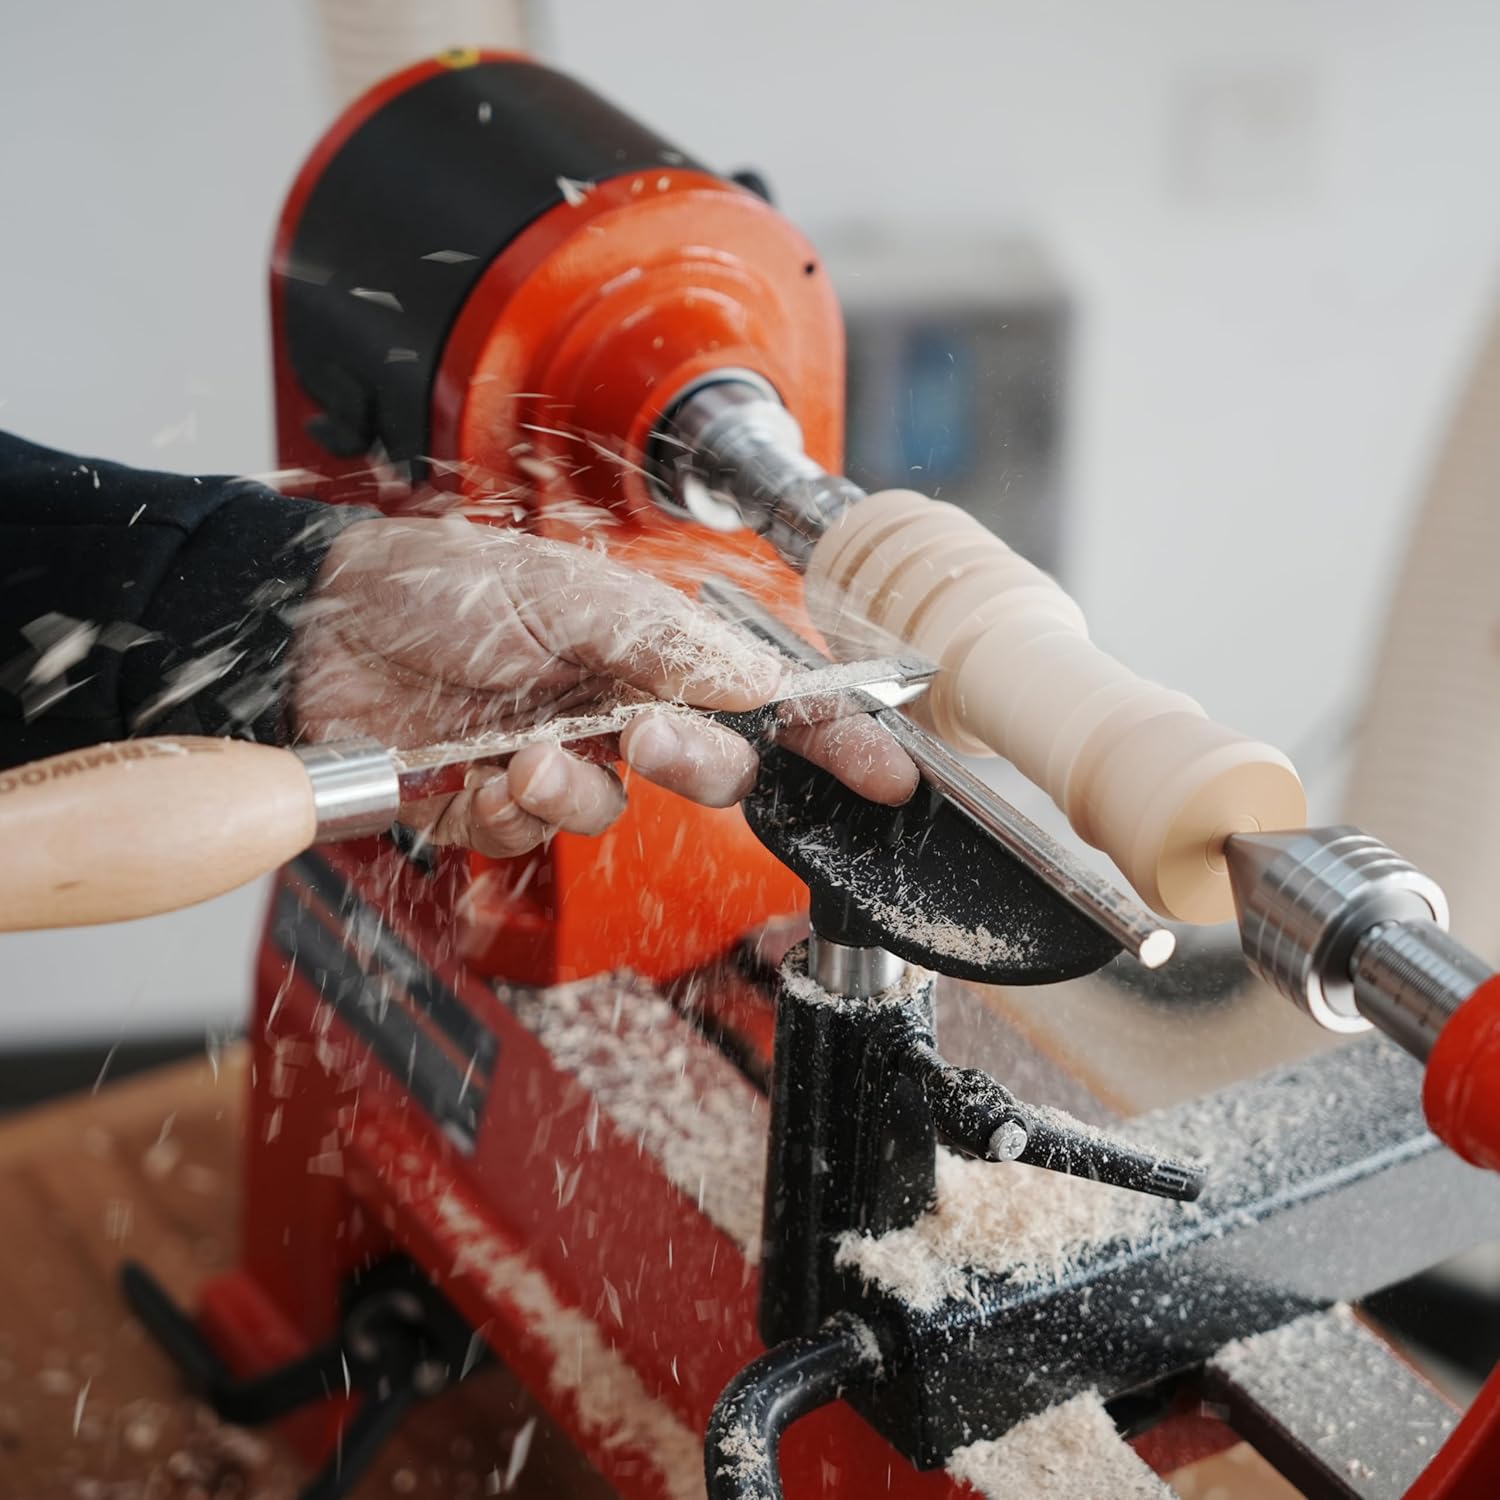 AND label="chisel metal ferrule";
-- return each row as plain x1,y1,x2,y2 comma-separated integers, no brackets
296,738,402,841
